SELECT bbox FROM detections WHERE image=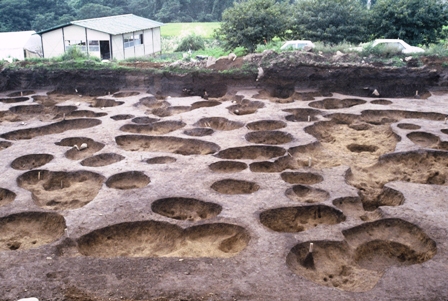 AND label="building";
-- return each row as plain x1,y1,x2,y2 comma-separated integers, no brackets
0,31,42,61
37,14,163,60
